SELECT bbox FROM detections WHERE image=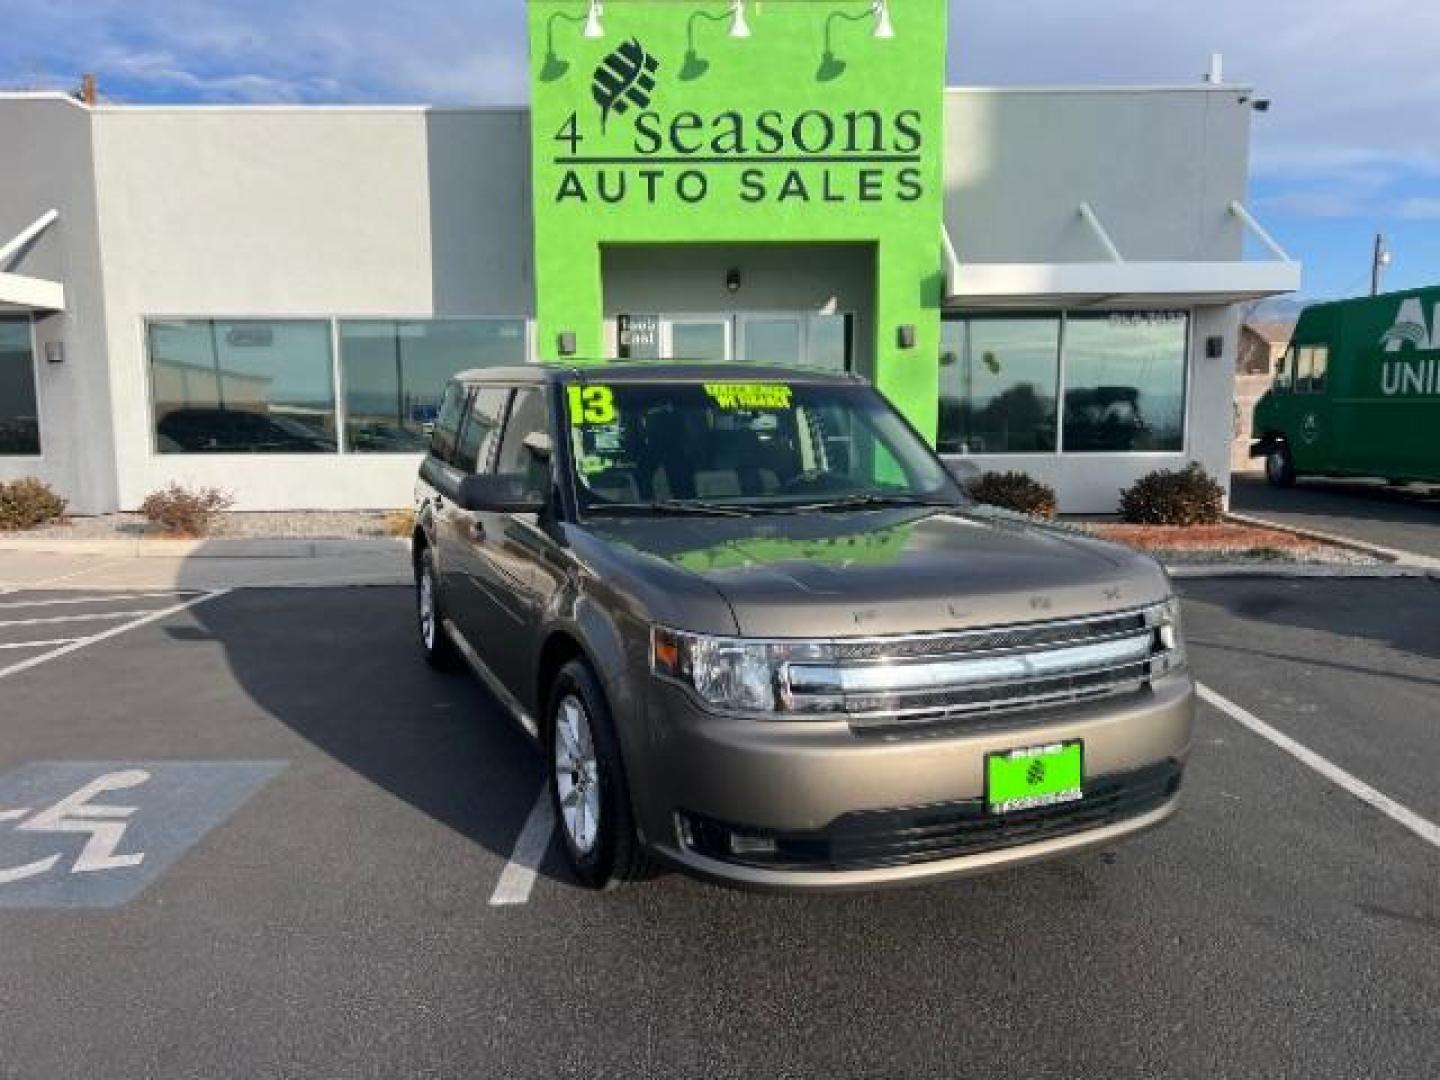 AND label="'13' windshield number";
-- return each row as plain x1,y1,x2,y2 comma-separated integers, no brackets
568,385,617,425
